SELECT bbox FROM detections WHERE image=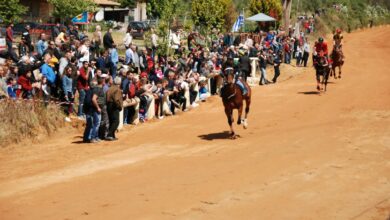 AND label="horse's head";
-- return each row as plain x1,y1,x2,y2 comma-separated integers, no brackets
225,67,235,86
